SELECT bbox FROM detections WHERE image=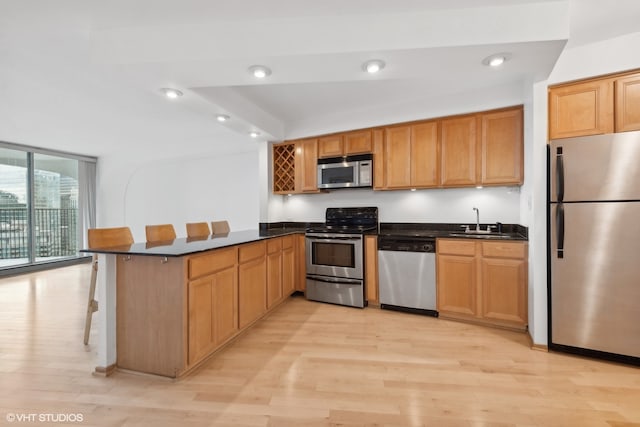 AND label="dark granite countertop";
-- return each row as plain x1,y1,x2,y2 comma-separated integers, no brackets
378,222,528,241
80,228,305,257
